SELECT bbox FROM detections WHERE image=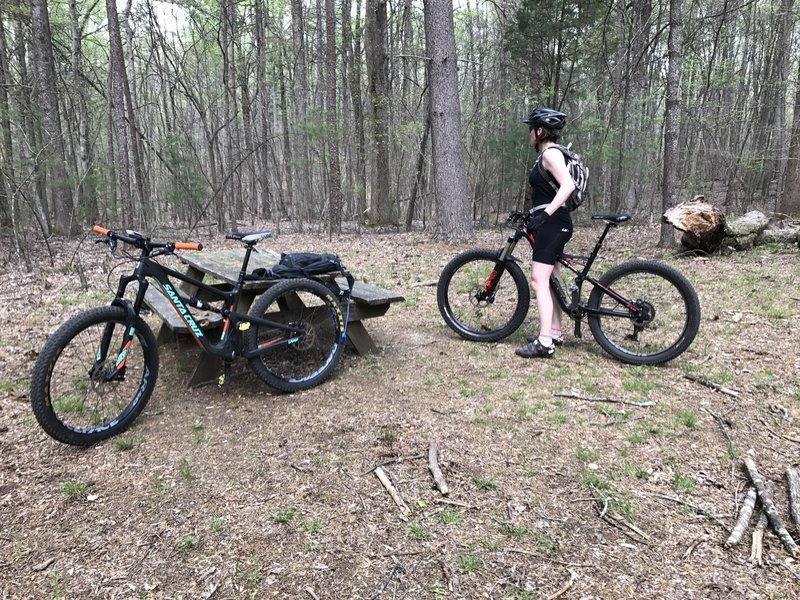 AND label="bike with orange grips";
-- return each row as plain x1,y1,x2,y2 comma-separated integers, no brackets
30,226,346,446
